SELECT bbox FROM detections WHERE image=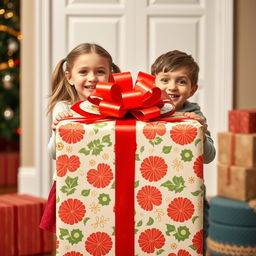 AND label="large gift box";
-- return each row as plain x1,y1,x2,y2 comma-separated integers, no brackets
229,109,256,133
217,163,256,201
56,118,205,255
218,132,256,168
0,194,53,256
